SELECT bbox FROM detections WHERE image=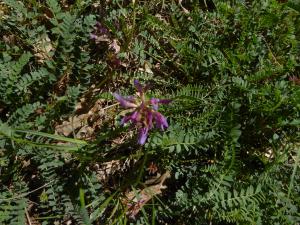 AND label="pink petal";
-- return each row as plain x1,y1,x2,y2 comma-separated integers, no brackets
150,98,172,111
90,33,98,40
159,99,172,104
121,115,132,125
113,93,137,108
150,98,159,110
134,79,143,93
146,110,153,129
154,112,168,130
130,111,140,121
138,127,149,145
